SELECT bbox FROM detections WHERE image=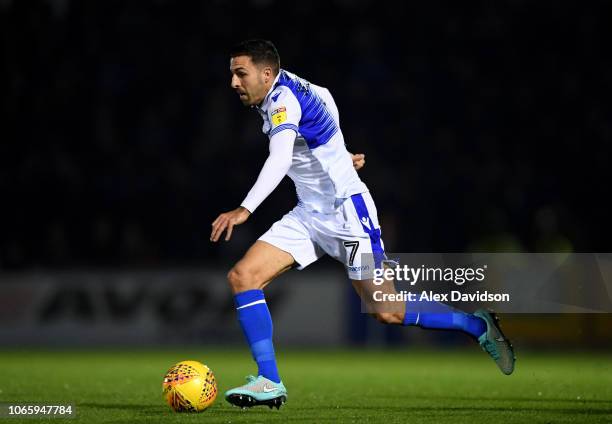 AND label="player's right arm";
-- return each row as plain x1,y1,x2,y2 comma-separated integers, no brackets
210,206,251,242
210,129,296,242
210,87,301,242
